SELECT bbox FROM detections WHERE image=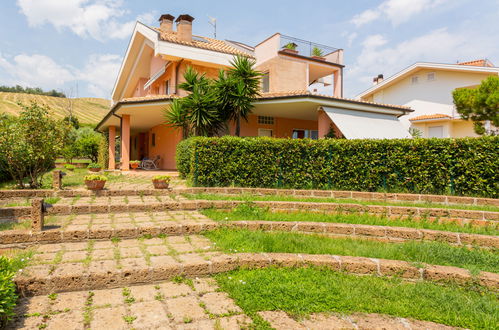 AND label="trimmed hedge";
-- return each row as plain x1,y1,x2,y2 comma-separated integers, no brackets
0,257,17,327
176,136,499,198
